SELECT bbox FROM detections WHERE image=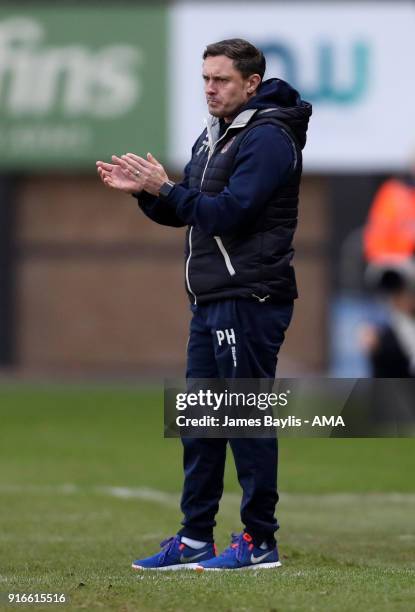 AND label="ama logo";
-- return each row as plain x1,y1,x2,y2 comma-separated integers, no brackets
260,41,370,105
